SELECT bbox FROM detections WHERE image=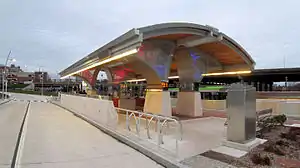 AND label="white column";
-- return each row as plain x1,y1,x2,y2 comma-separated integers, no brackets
176,91,202,117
